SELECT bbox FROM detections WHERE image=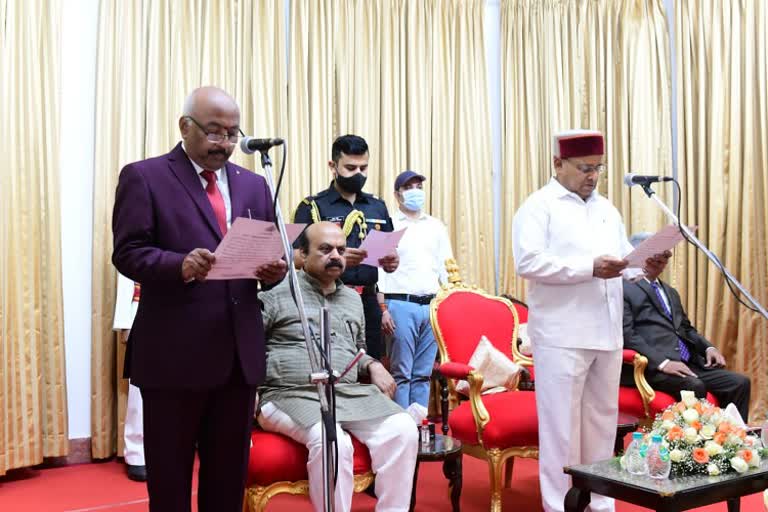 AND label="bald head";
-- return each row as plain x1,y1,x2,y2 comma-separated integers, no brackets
299,222,347,287
179,86,241,171
182,86,239,118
